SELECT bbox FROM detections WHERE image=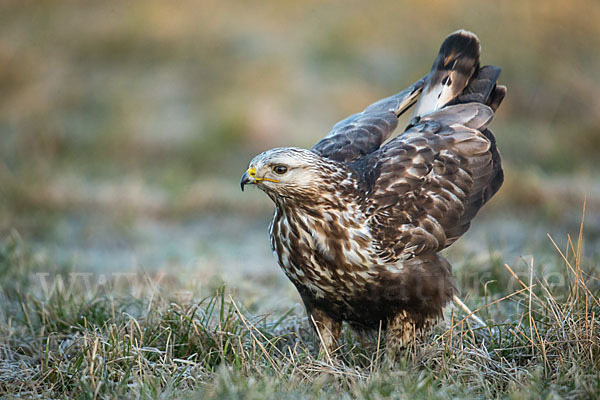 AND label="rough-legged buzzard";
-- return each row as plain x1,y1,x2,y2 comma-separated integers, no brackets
241,30,505,357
